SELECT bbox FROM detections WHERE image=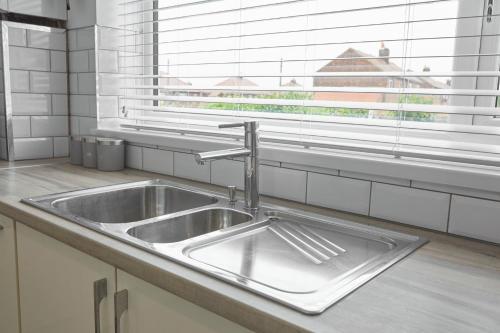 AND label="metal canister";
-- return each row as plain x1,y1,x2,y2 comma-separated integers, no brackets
96,138,125,171
82,136,97,168
70,136,83,165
